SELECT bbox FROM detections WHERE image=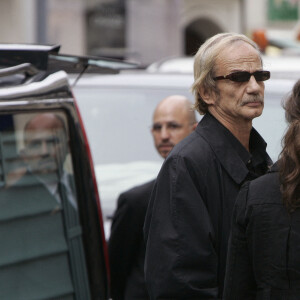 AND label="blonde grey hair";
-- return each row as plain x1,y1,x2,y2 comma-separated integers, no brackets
191,32,261,115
